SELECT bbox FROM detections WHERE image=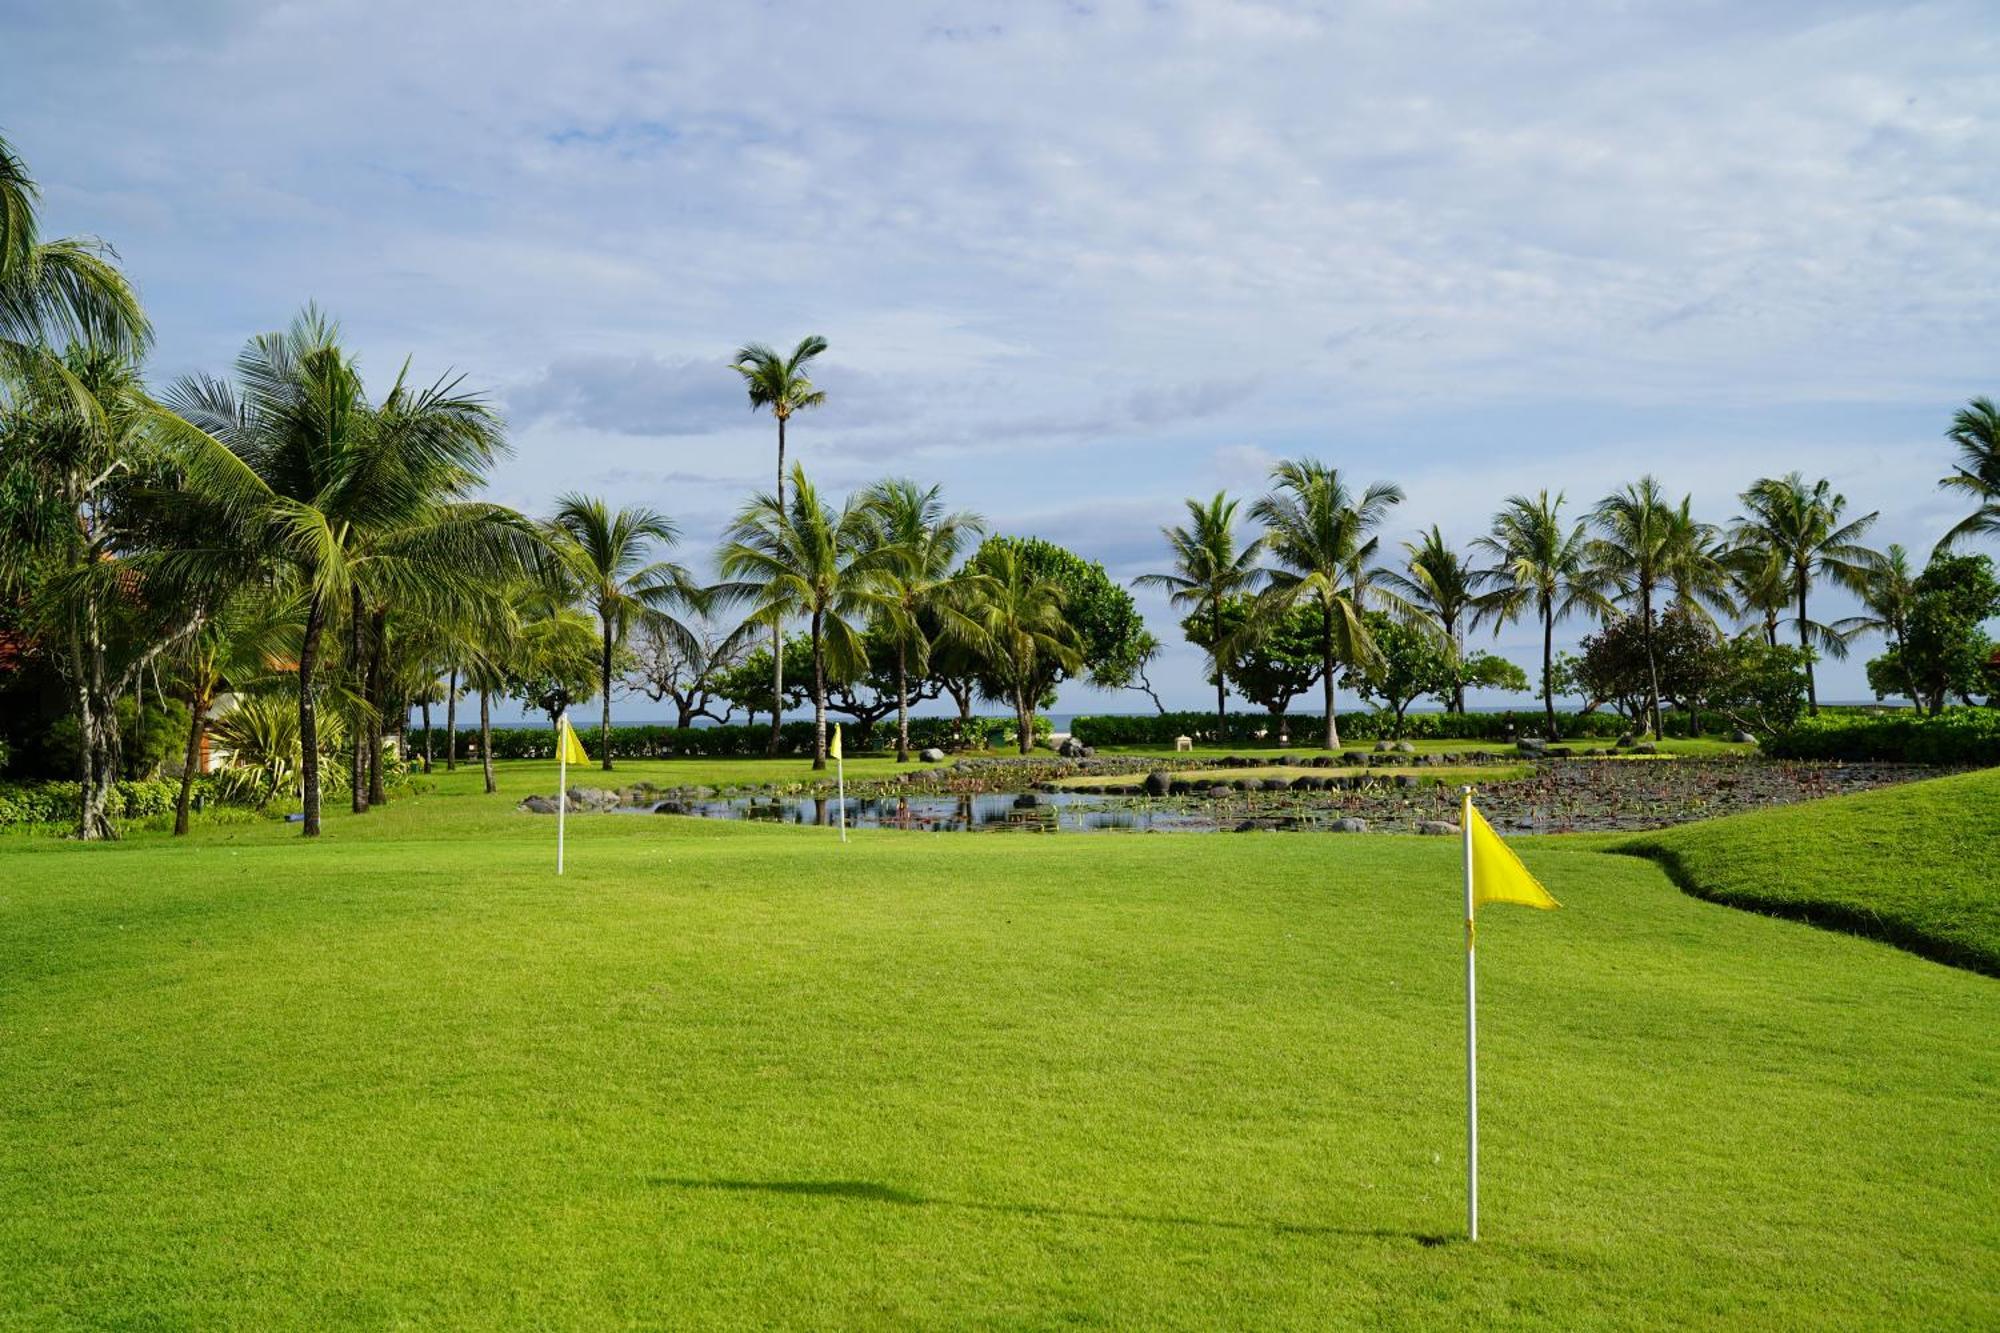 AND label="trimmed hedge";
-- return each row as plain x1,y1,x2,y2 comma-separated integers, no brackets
412,714,1049,761
0,777,216,830
1763,708,2000,765
1070,709,1630,747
